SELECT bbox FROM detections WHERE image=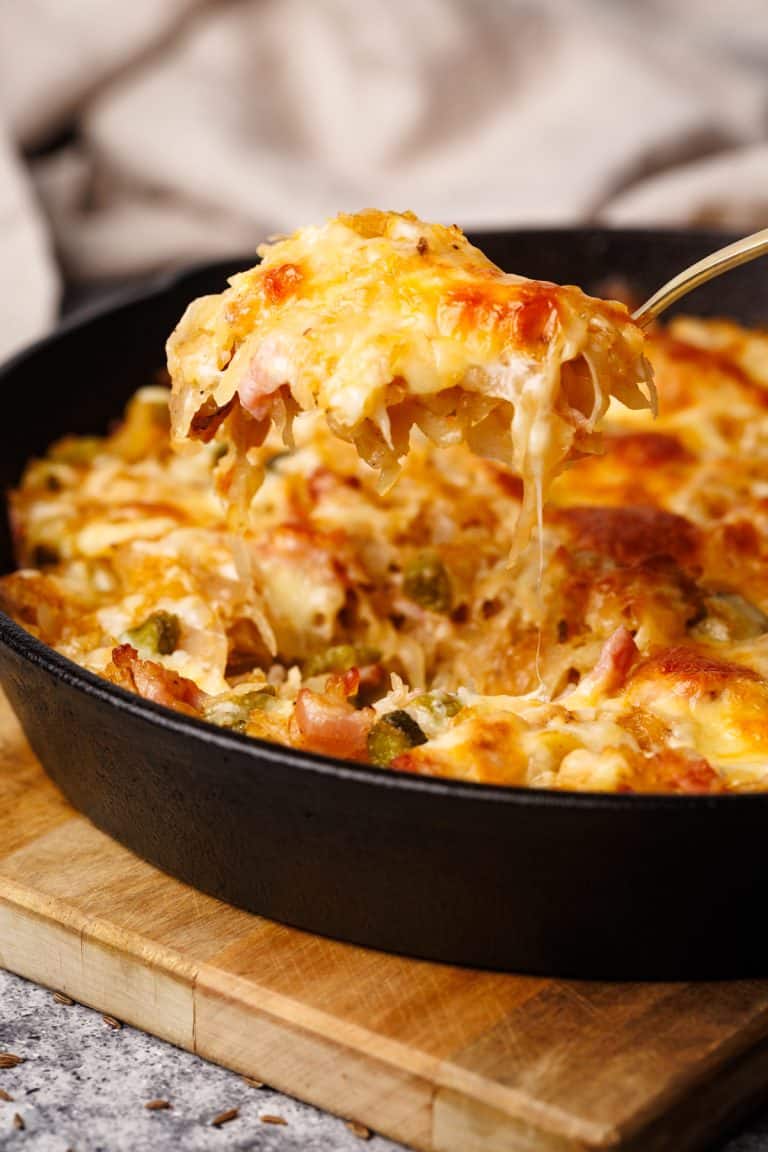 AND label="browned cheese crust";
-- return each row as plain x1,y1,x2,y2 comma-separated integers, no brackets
4,275,768,791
